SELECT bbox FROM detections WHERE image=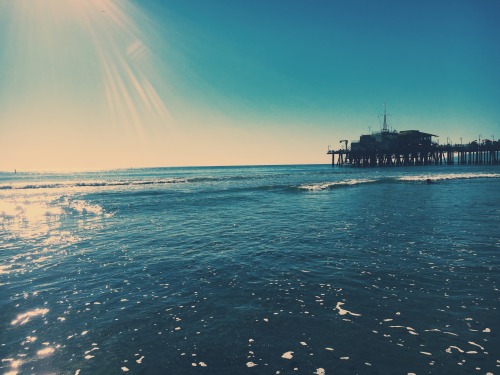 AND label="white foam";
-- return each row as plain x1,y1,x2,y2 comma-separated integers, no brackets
399,173,500,182
446,346,464,353
281,351,294,359
468,341,484,350
335,302,361,317
389,326,418,335
299,179,376,191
